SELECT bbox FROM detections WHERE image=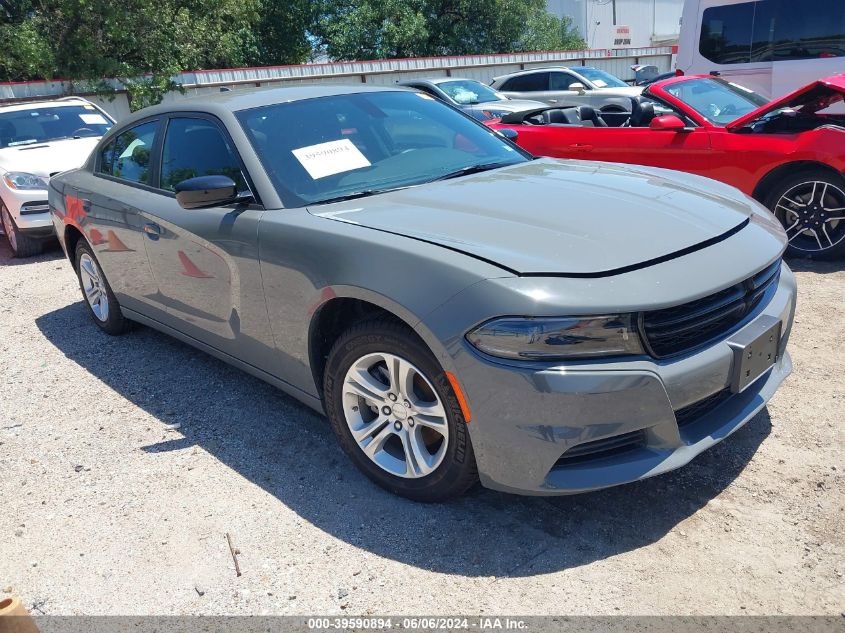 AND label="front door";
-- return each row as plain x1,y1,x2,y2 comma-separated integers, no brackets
138,115,275,366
